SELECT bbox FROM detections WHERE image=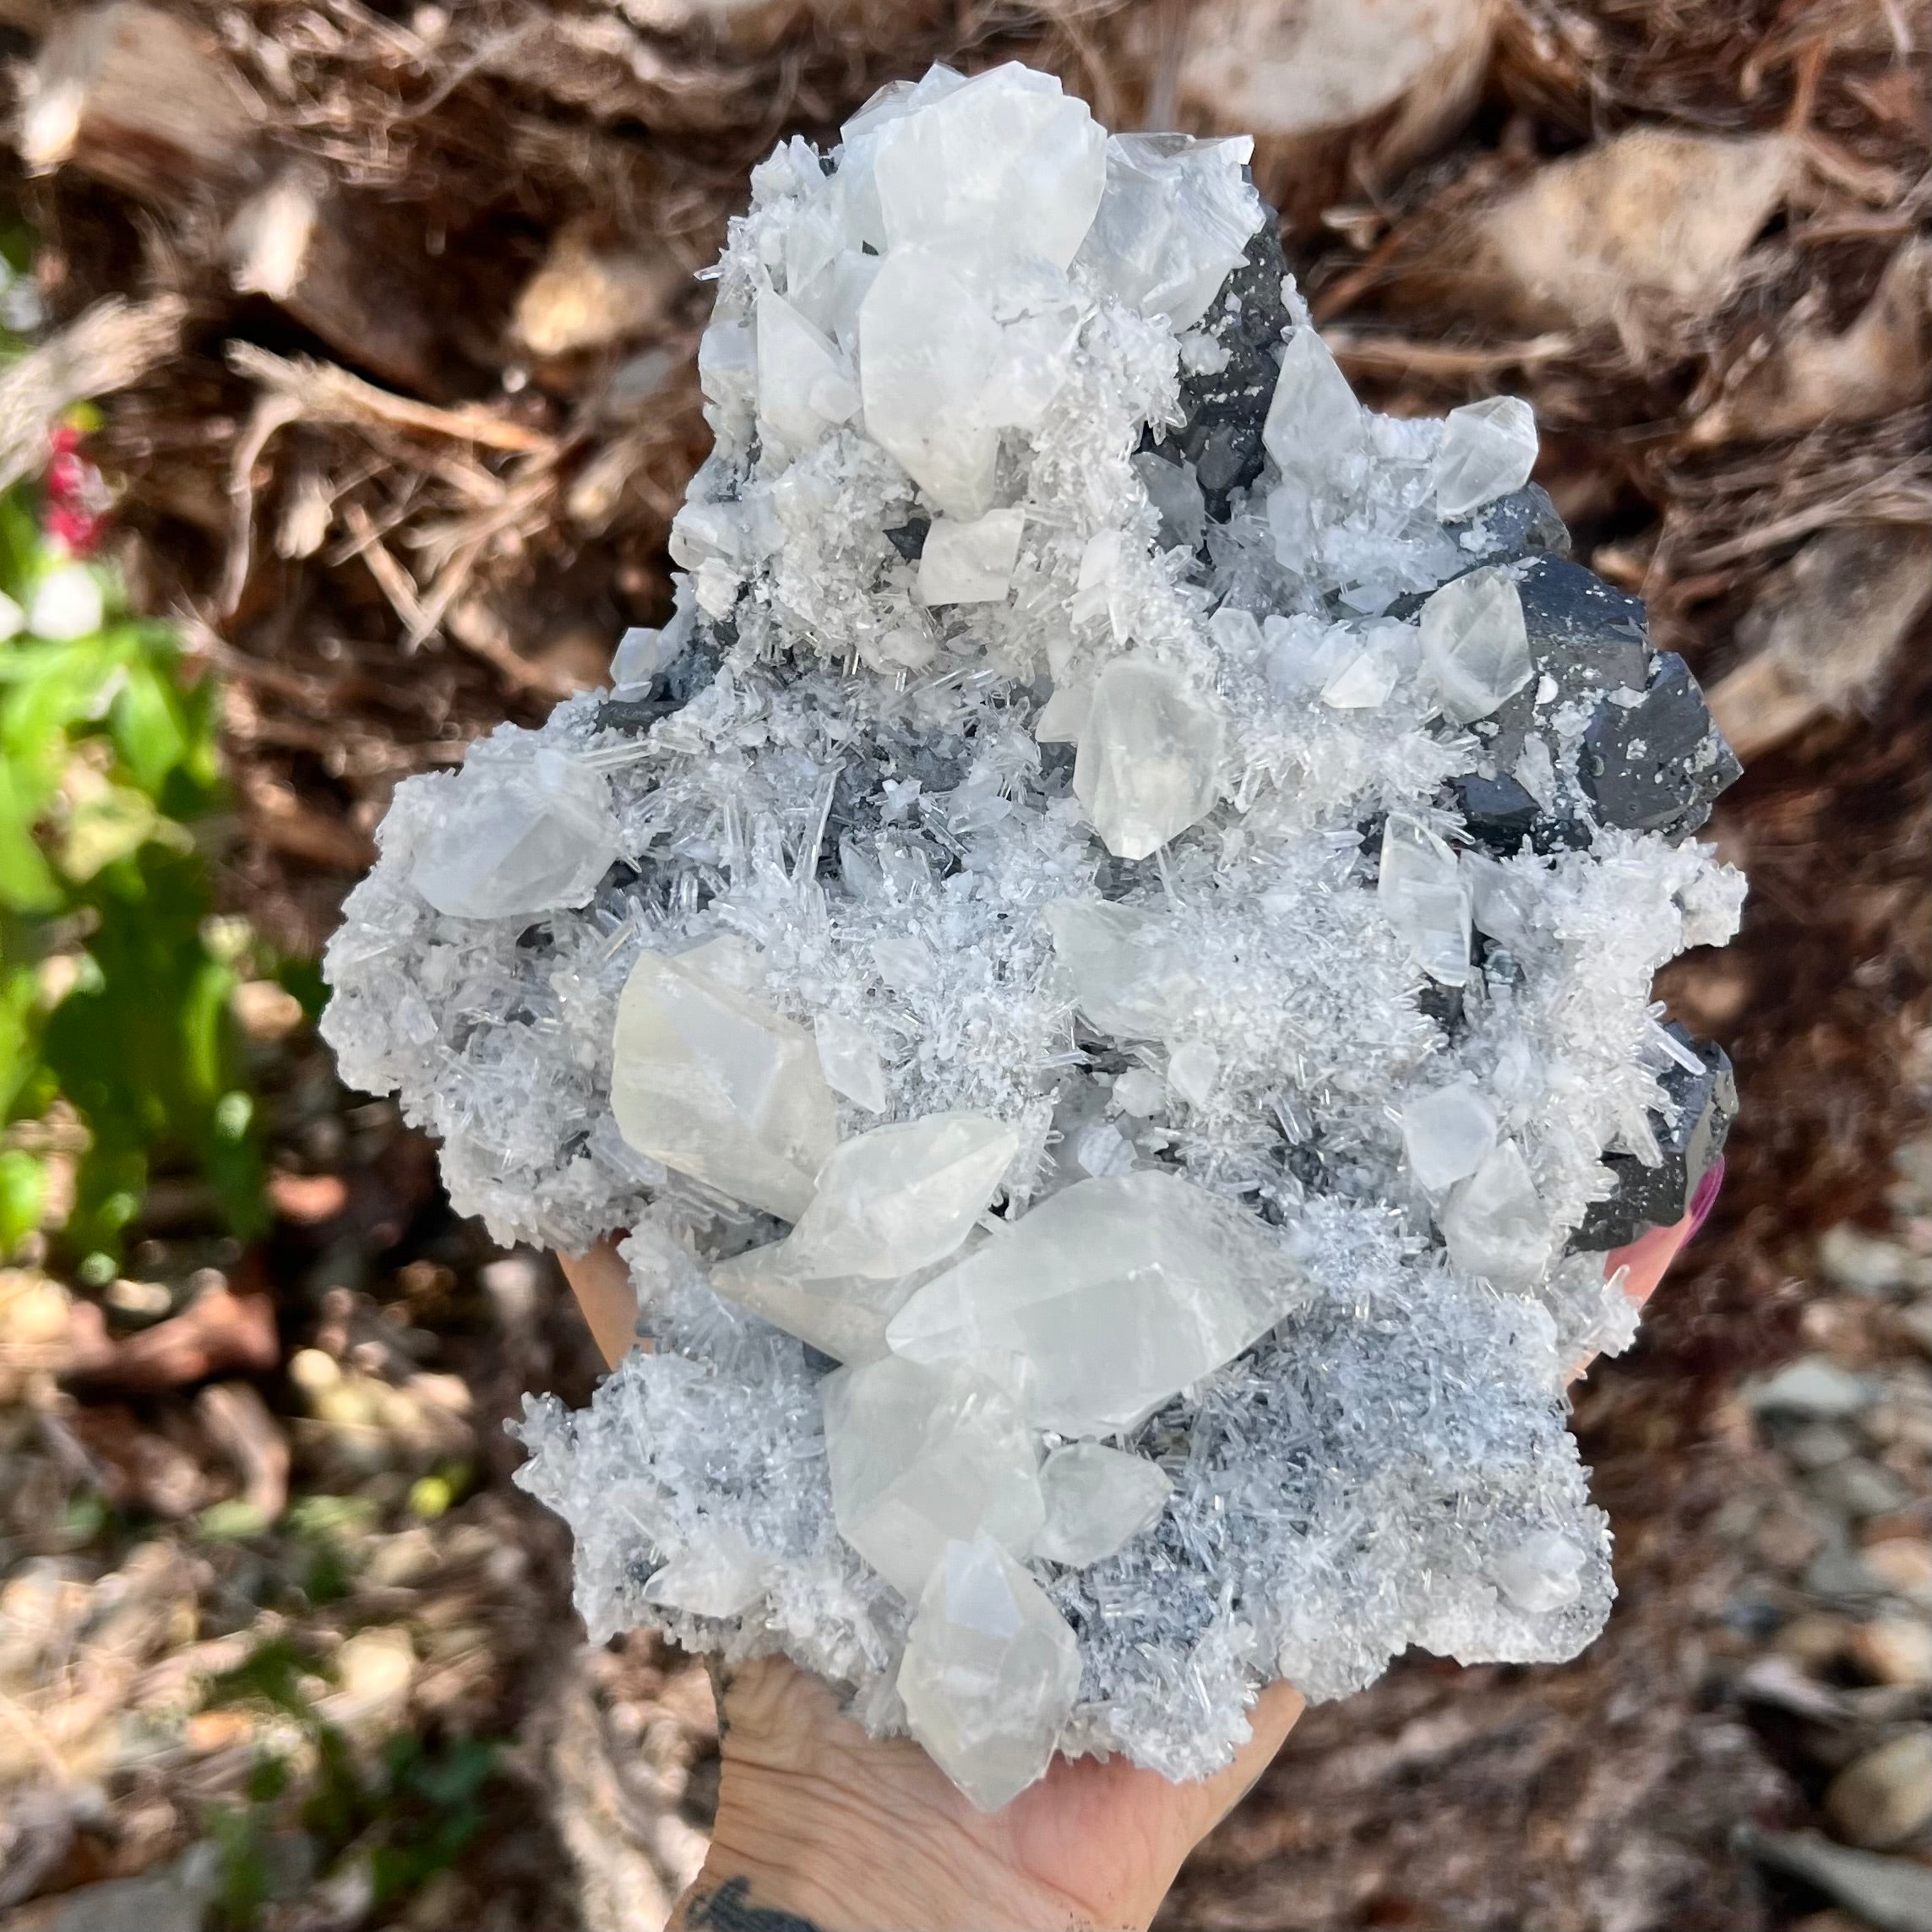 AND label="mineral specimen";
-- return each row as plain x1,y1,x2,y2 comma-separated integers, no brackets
321,59,1746,1811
